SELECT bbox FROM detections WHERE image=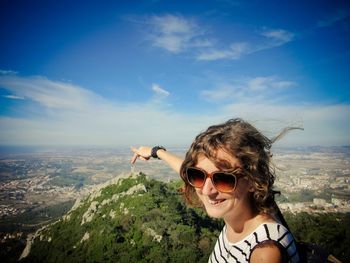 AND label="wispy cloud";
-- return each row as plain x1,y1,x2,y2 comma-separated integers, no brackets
0,69,18,75
260,29,295,45
0,74,348,147
201,85,239,101
318,9,350,28
247,76,296,91
0,75,102,111
201,76,297,101
2,95,25,100
196,42,250,60
221,102,350,146
0,74,208,146
152,83,170,97
148,15,212,53
197,28,295,61
144,14,296,61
